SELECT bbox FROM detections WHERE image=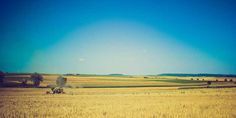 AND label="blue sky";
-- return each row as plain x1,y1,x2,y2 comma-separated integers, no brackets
1,0,236,74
